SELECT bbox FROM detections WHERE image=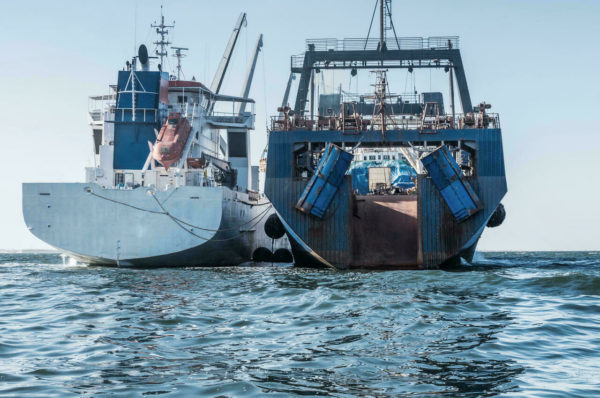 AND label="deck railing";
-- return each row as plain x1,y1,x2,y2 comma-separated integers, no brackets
88,94,116,122
291,36,459,68
304,36,459,52
270,111,500,132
